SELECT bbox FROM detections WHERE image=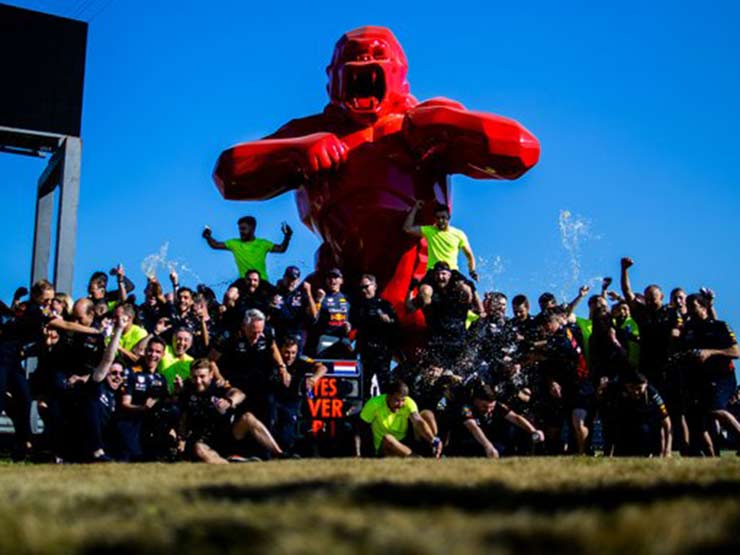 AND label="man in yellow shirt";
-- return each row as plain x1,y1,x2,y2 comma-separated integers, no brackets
112,304,148,364
358,380,442,457
158,328,195,393
202,215,293,282
403,201,478,282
